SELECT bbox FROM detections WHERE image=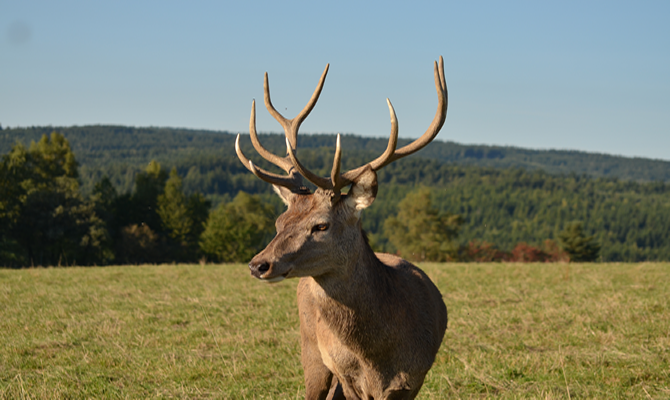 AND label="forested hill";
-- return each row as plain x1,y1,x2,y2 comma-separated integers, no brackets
3,126,670,263
2,125,670,185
